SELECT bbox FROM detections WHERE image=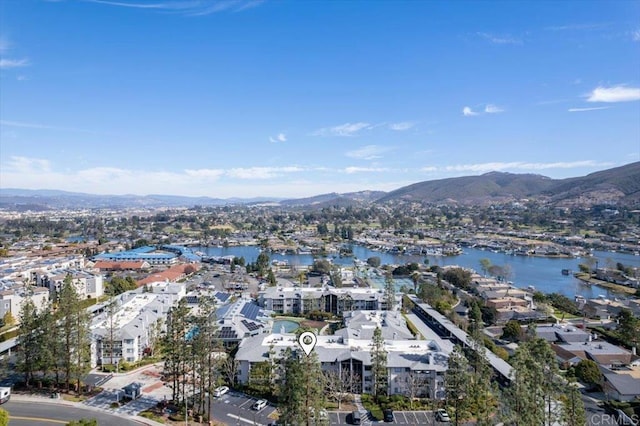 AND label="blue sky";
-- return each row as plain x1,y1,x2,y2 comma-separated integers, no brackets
1,0,639,198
